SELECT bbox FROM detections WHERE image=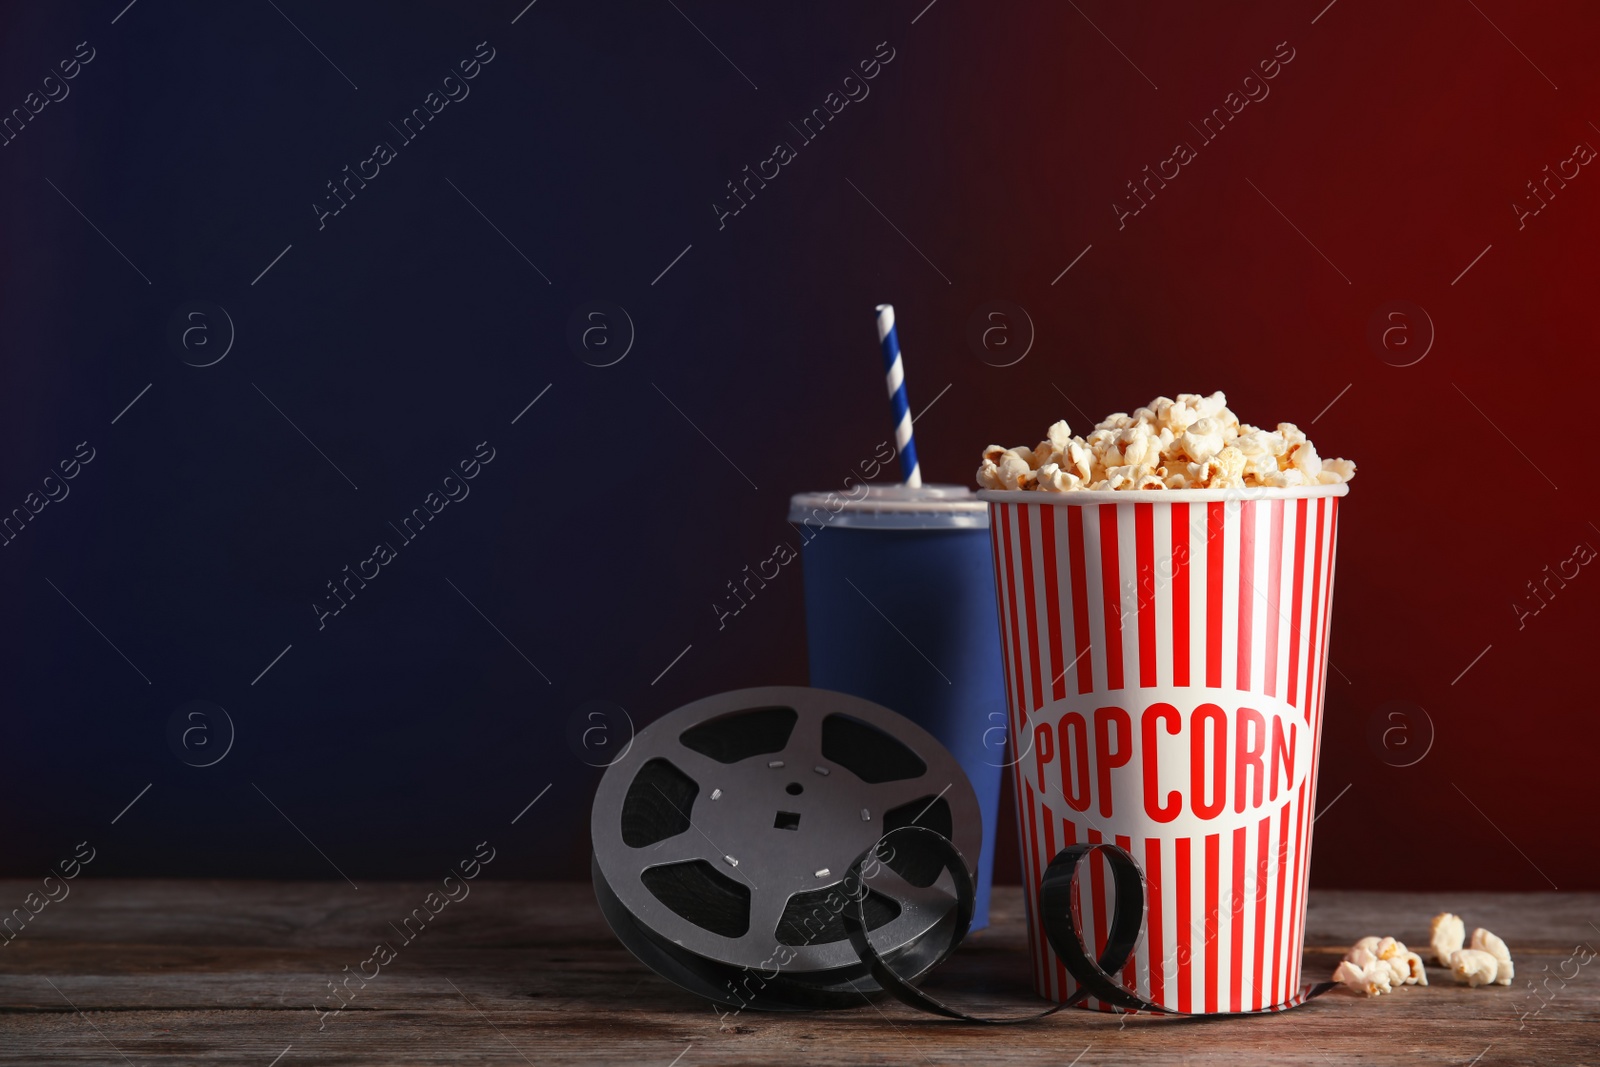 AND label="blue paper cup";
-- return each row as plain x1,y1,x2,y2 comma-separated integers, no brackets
789,484,1006,929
